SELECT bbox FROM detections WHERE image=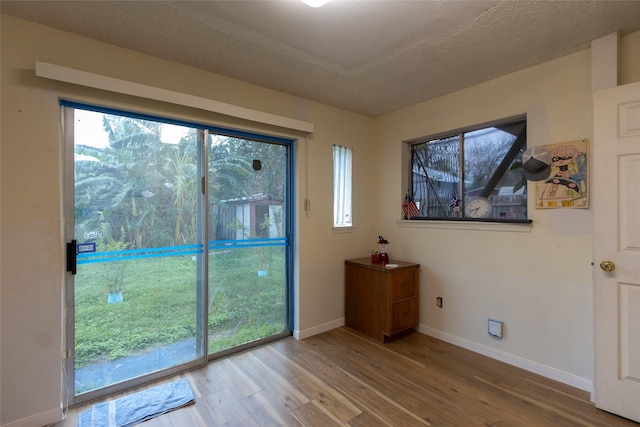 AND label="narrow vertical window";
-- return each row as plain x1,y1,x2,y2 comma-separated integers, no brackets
333,145,353,227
